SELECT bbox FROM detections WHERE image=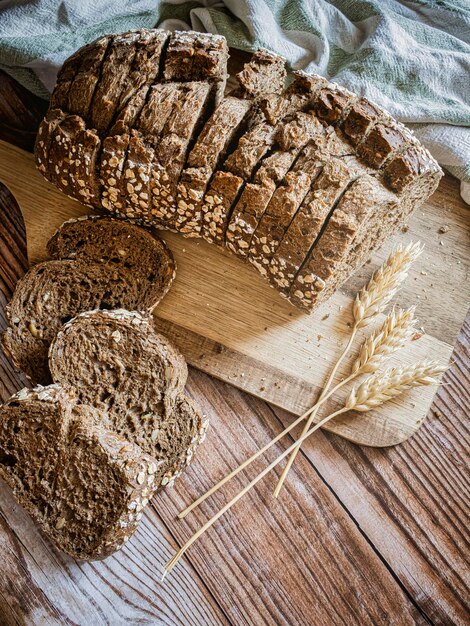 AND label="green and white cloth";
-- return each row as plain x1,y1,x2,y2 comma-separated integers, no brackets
1,0,469,201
